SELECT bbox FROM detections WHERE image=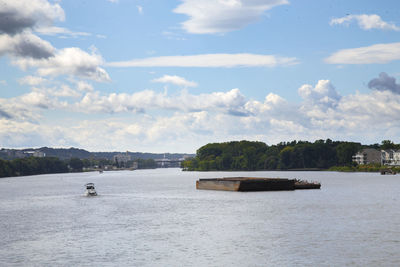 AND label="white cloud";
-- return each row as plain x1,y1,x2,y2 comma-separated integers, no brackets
35,26,91,38
325,42,400,64
152,75,197,87
330,14,400,31
4,77,400,152
0,119,43,147
107,53,298,68
14,47,110,82
0,0,64,34
0,96,42,121
137,5,143,14
244,92,287,114
76,88,248,116
187,88,248,116
294,80,400,140
298,80,341,108
75,80,94,92
52,85,82,98
0,0,110,82
269,118,305,133
18,75,47,86
174,0,289,34
19,91,54,109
